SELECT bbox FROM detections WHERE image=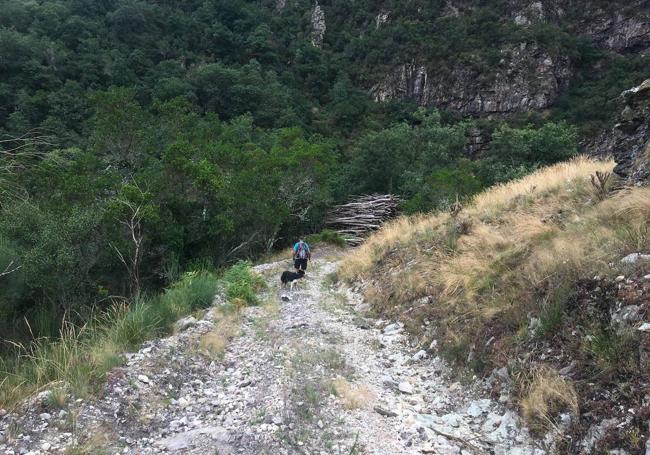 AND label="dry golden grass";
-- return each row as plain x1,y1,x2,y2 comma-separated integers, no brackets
340,158,619,317
65,428,111,455
521,366,578,432
601,186,650,220
339,157,650,366
338,157,650,439
337,157,650,431
340,157,612,284
199,312,240,358
472,157,608,216
330,377,376,410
